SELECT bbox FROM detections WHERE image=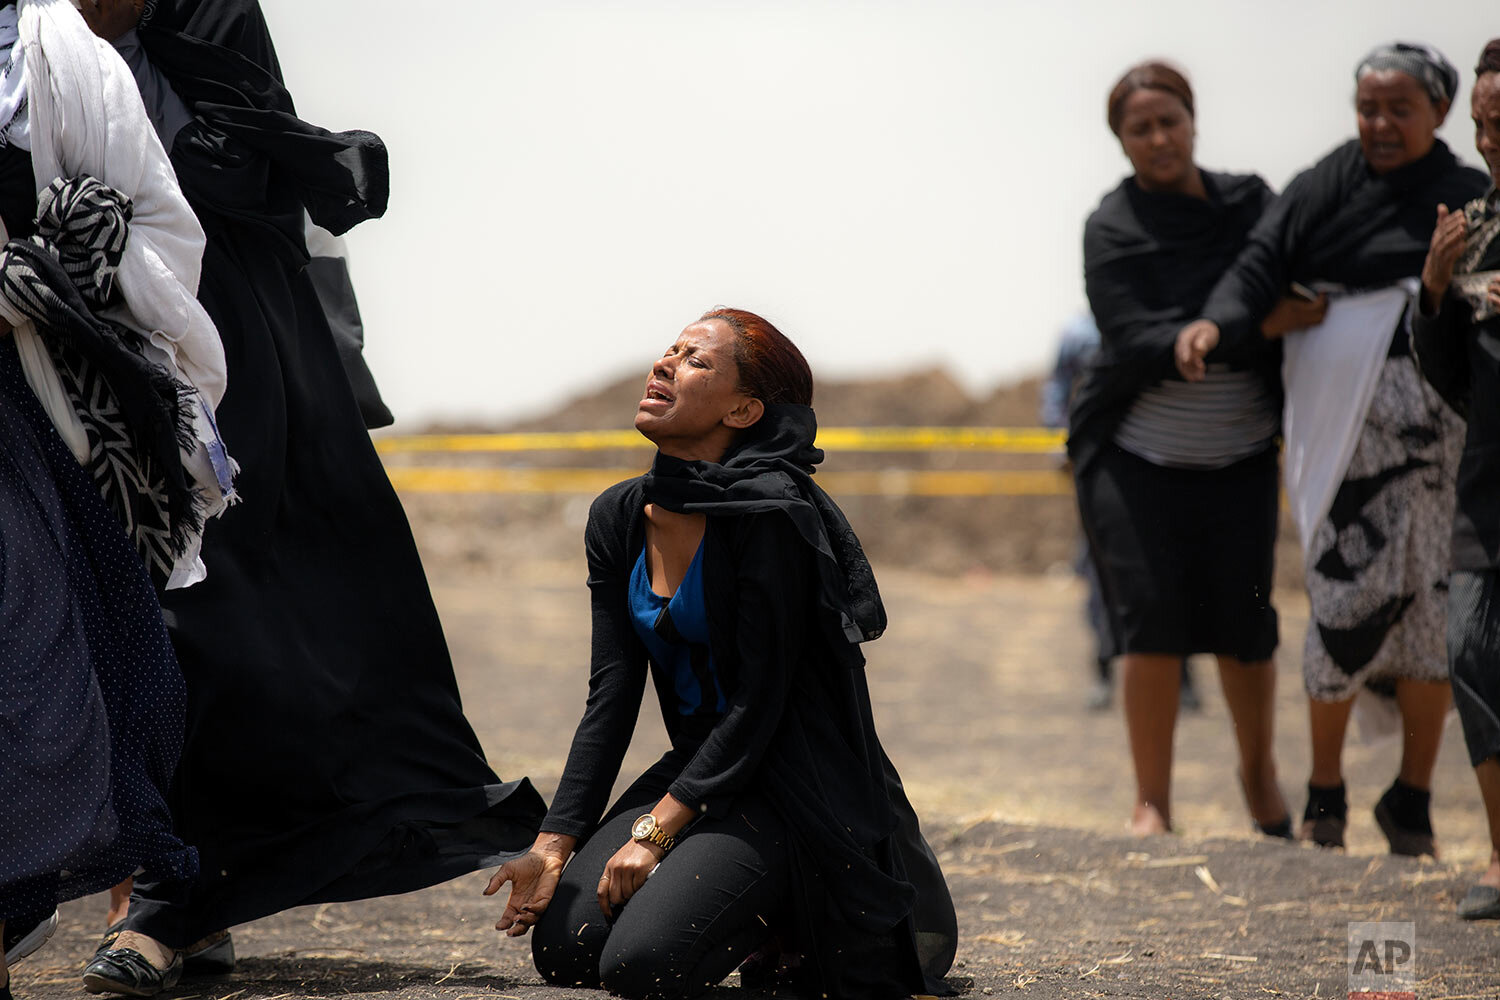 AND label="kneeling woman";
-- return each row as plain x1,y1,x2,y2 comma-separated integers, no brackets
487,308,956,999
